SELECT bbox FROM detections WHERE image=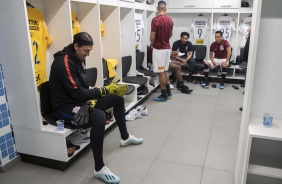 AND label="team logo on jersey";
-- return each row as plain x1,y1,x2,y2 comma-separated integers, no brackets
158,66,165,70
35,71,43,84
196,39,204,44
